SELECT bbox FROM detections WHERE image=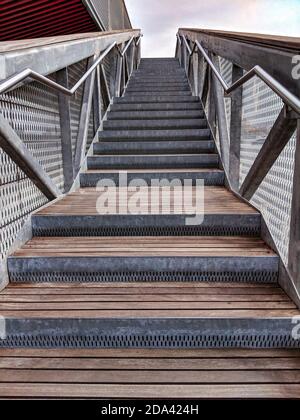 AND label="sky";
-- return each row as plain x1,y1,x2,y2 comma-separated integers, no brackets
125,0,300,57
